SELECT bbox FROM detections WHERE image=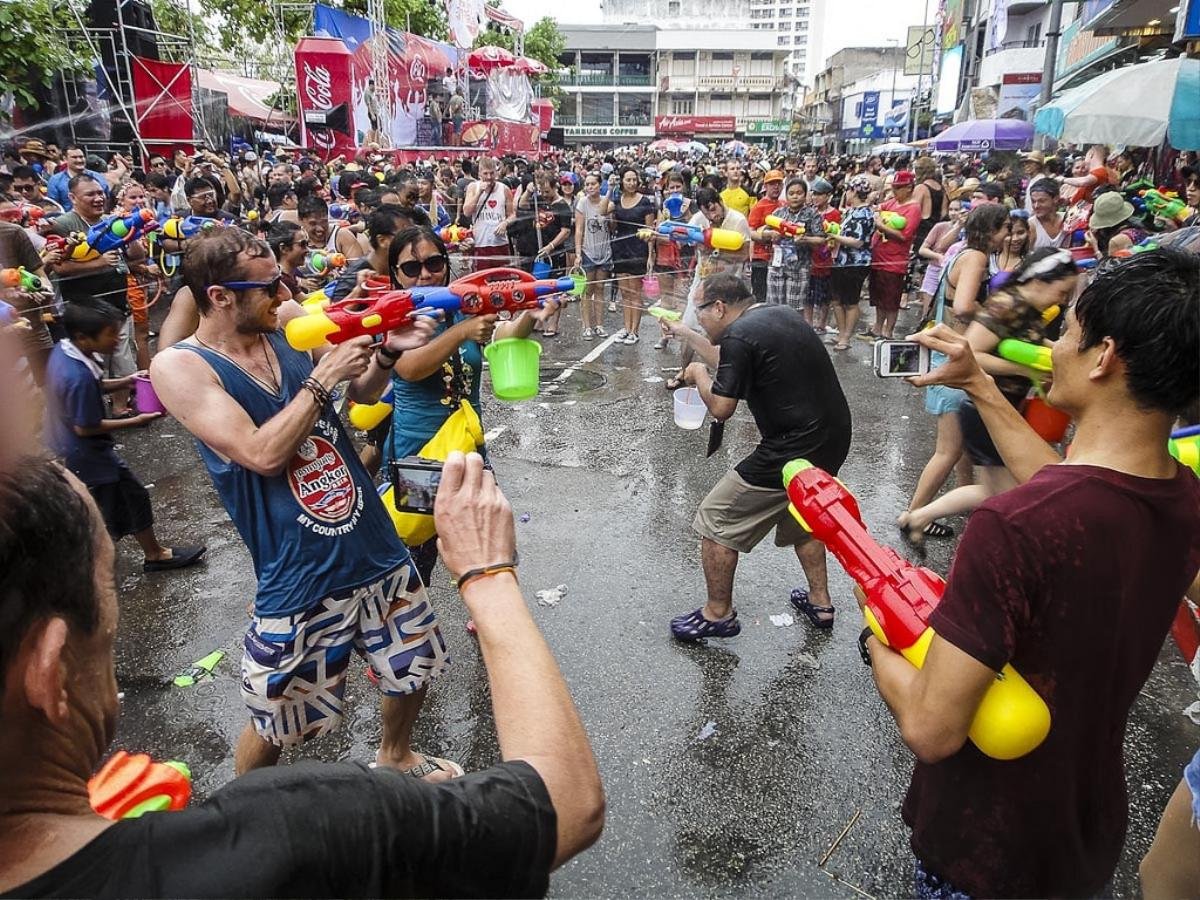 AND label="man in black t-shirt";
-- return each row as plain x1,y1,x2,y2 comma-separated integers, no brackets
662,272,852,641
509,171,572,275
0,452,604,898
